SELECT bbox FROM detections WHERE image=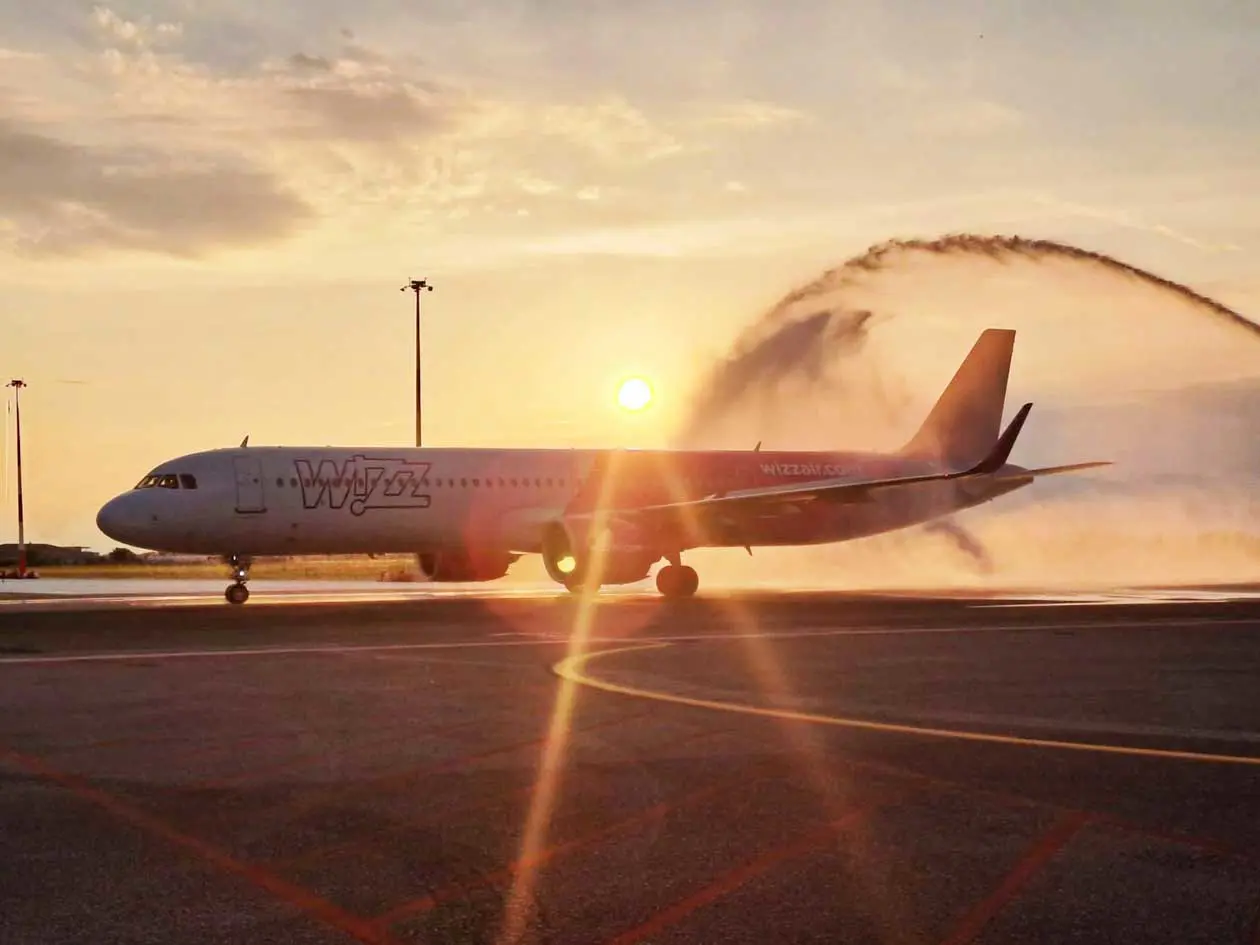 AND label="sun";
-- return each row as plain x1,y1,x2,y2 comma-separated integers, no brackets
616,376,653,412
